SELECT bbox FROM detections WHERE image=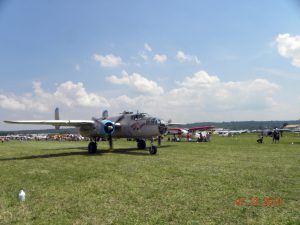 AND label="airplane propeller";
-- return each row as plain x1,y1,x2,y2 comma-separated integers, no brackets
103,123,114,150
104,124,114,134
